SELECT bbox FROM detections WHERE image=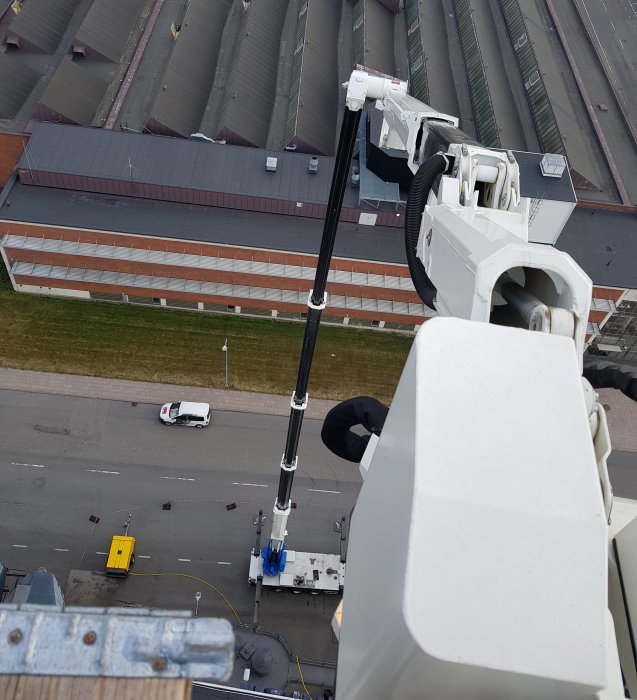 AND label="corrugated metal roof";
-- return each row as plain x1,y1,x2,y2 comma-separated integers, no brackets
415,0,460,119
146,0,230,138
37,57,107,126
0,180,405,264
0,52,40,119
284,0,340,155
500,0,611,192
19,122,358,207
5,0,81,53
466,0,527,150
215,0,288,147
353,0,395,78
73,0,146,62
